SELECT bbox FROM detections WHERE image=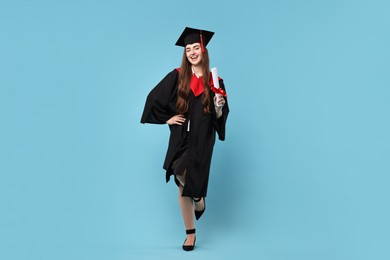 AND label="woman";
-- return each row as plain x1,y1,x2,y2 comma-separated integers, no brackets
141,27,229,251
